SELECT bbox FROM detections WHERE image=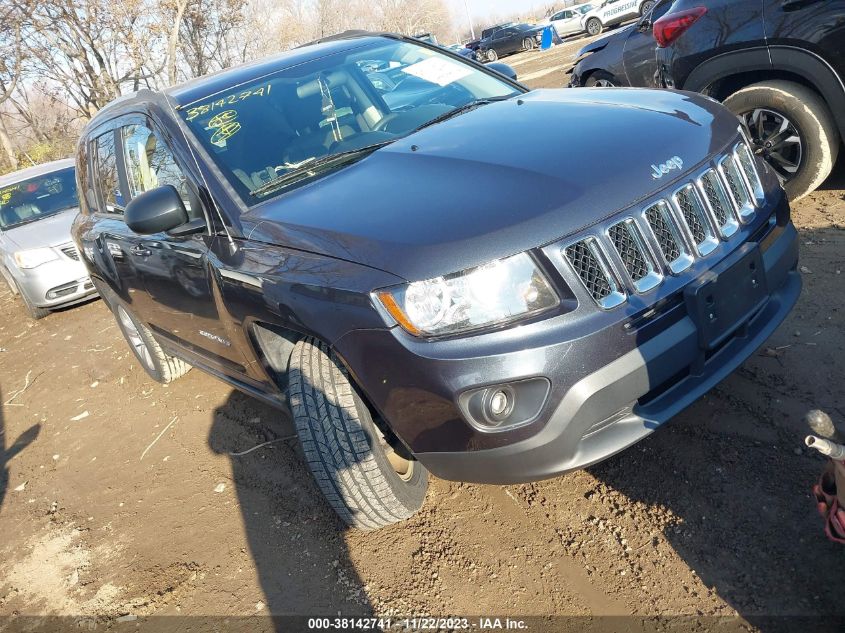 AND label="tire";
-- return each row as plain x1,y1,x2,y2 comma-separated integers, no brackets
586,17,603,36
722,80,840,201
289,337,428,530
522,38,535,51
640,0,655,16
487,49,498,62
19,286,49,320
112,300,191,384
585,71,617,87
